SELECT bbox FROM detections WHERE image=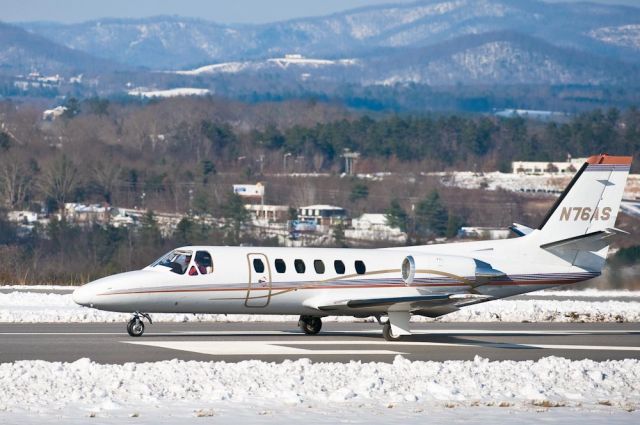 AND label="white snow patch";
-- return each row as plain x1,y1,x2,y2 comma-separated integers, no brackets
267,56,357,68
173,56,358,75
534,289,640,298
1,291,639,323
433,171,640,200
589,24,640,50
174,61,249,75
0,356,638,422
128,88,210,98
